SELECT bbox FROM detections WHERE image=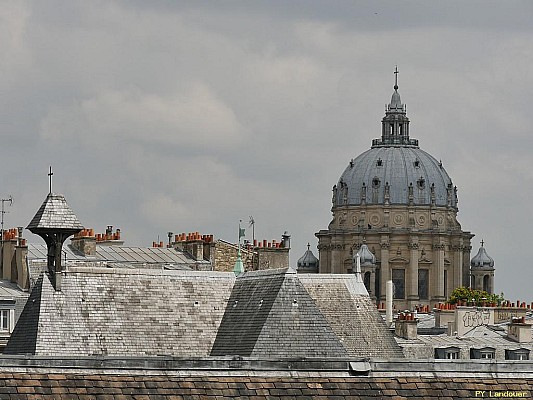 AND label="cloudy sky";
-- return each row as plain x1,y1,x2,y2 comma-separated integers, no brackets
1,1,532,299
